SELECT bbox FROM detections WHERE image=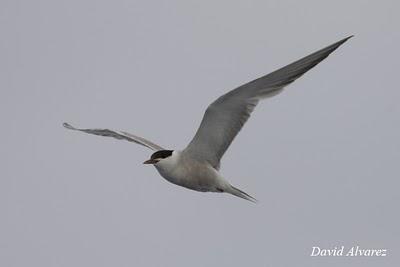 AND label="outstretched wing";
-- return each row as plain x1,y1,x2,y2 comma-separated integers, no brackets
63,122,164,151
184,36,353,169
